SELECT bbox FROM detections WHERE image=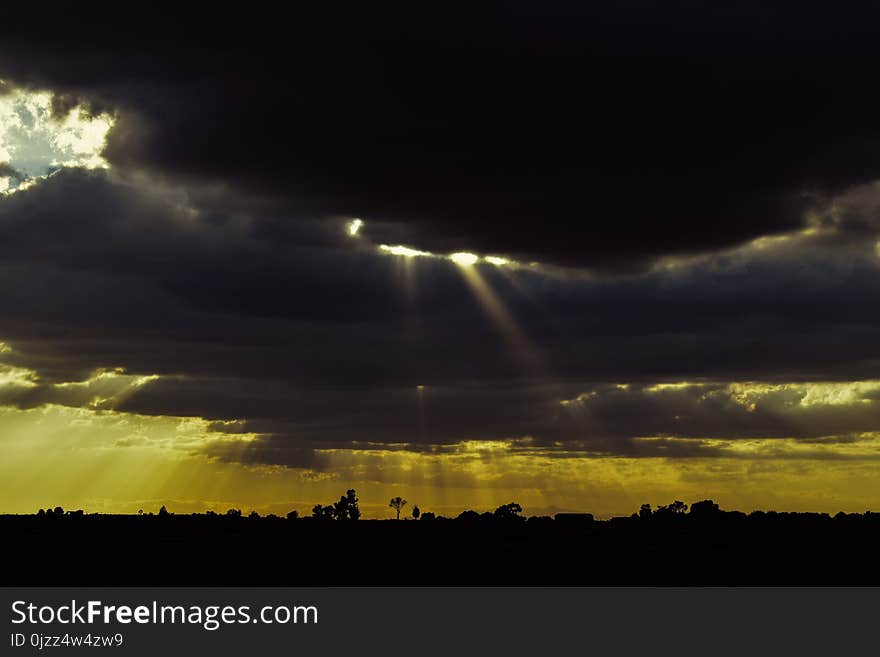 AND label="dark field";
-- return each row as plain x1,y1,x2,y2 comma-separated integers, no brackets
4,510,880,585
